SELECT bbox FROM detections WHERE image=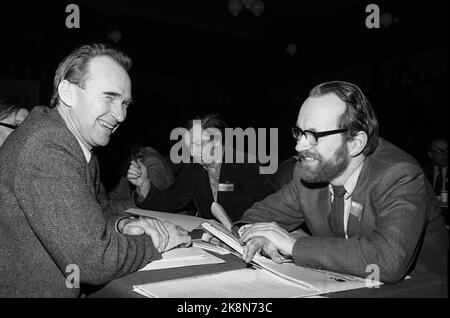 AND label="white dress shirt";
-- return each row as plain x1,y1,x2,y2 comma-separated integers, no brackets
329,161,365,239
